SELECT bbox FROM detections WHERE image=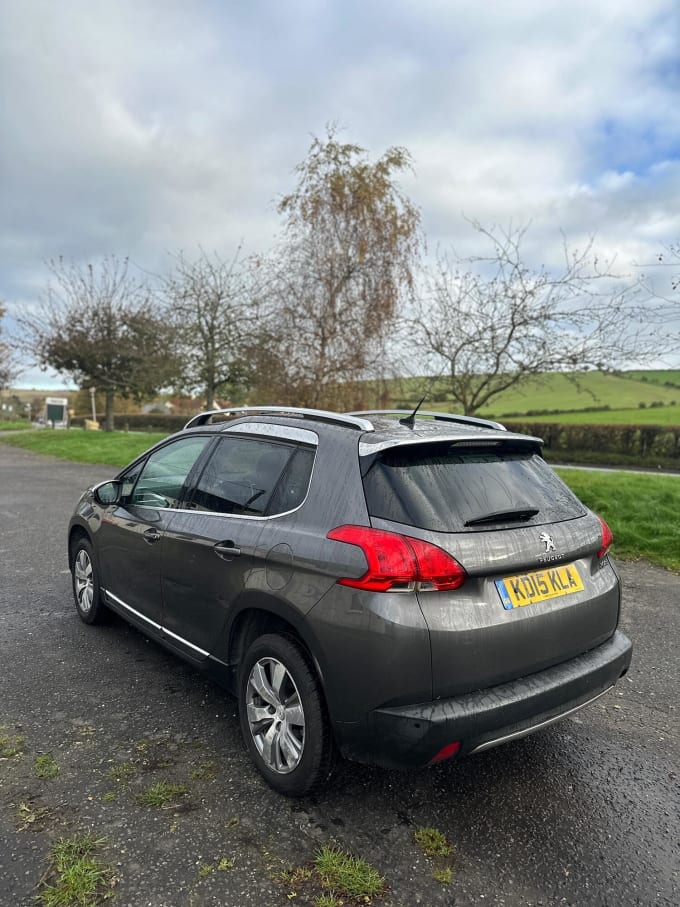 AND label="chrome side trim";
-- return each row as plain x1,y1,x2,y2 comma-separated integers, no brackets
161,626,210,658
103,589,162,631
131,497,310,522
173,503,305,521
468,685,613,754
103,588,210,658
